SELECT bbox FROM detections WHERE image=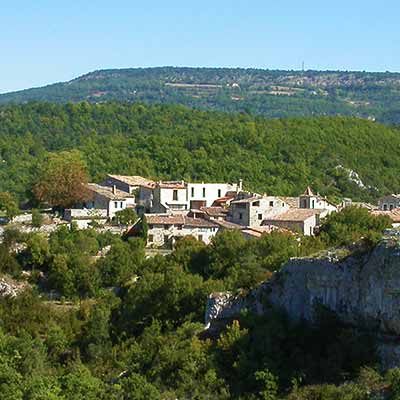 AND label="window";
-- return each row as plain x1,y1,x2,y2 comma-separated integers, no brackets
173,190,178,201
177,225,183,230
191,187,194,197
258,214,263,220
203,187,206,198
269,201,274,207
198,235,203,242
148,224,154,229
390,204,394,211
114,201,118,208
239,212,243,220
312,200,315,209
252,201,260,207
120,201,123,208
383,204,388,211
148,234,154,243
218,189,221,197
163,235,169,244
